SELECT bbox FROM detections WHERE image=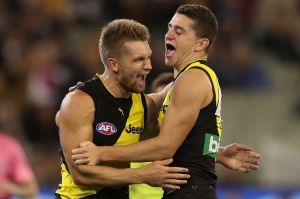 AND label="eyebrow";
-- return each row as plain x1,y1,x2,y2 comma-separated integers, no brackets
133,51,152,61
168,23,186,32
